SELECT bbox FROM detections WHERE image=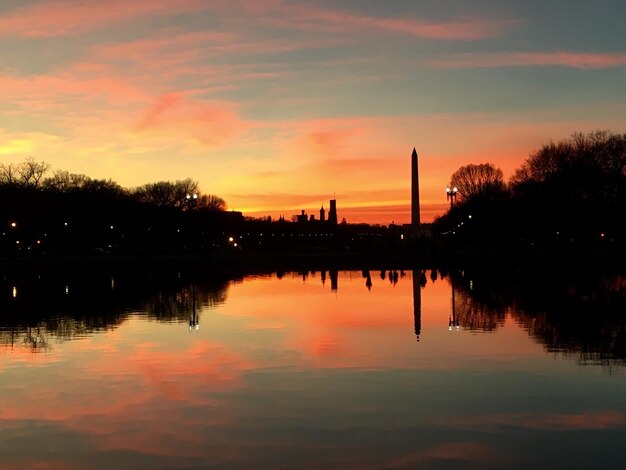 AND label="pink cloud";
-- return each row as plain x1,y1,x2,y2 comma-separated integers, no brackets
134,93,248,147
373,17,514,40
432,52,626,69
387,442,497,467
0,72,147,109
246,1,514,41
0,0,209,37
0,0,511,42
136,93,183,131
